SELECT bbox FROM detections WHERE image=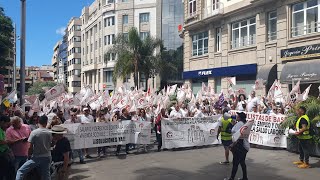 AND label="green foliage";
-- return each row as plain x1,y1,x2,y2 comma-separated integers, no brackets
159,45,183,85
26,81,57,95
106,27,162,89
281,97,320,144
0,7,14,74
